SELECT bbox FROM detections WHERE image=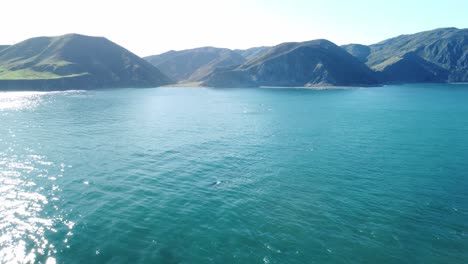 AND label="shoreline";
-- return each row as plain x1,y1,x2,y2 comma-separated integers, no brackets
1,82,467,92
